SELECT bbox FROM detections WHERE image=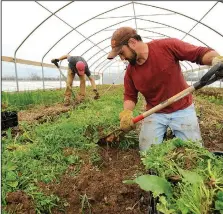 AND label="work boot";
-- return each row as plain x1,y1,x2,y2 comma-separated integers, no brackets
76,93,85,104
64,97,71,106
93,89,100,100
